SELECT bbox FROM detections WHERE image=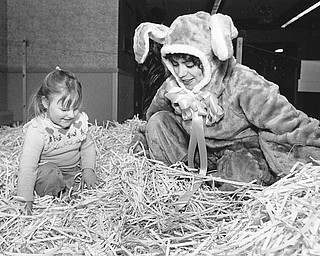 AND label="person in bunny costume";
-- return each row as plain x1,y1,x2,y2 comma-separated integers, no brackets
132,11,320,191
